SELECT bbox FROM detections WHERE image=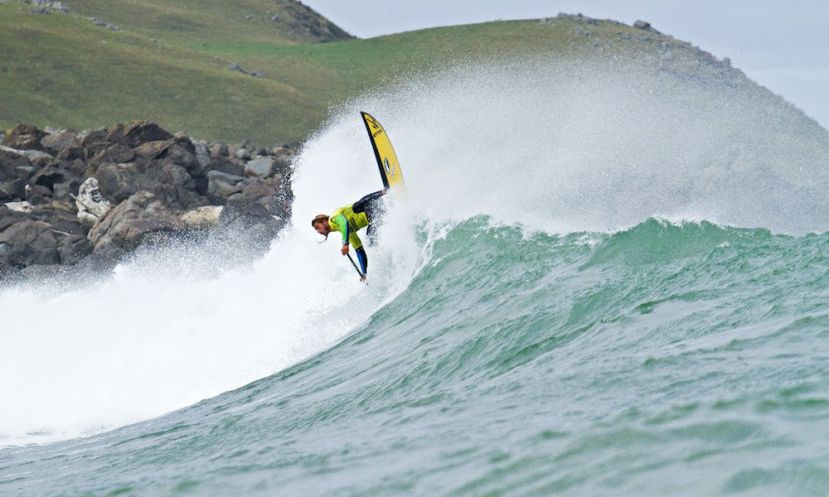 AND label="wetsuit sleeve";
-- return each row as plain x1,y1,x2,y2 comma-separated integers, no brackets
355,246,368,275
332,214,349,245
